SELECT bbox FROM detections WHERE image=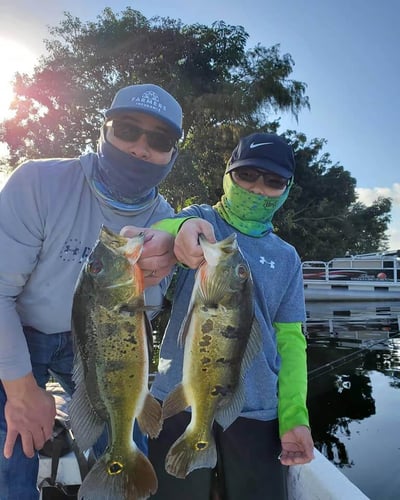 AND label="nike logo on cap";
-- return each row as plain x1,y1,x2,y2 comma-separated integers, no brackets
249,141,274,149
